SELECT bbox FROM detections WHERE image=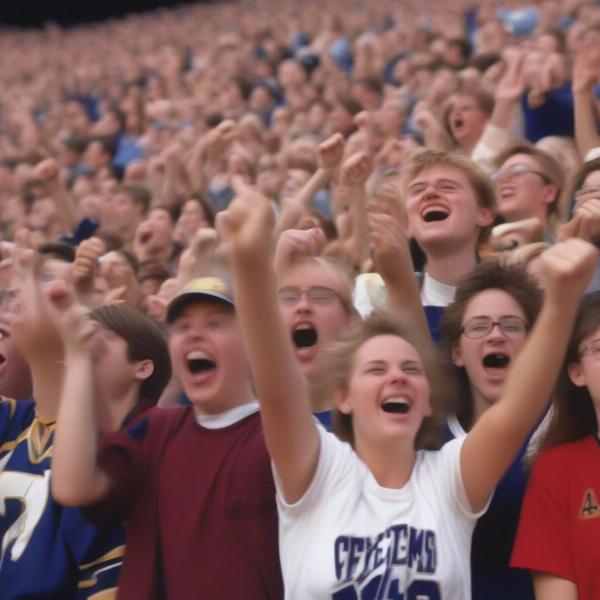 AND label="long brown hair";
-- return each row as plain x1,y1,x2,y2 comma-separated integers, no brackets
537,292,600,453
441,259,542,429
